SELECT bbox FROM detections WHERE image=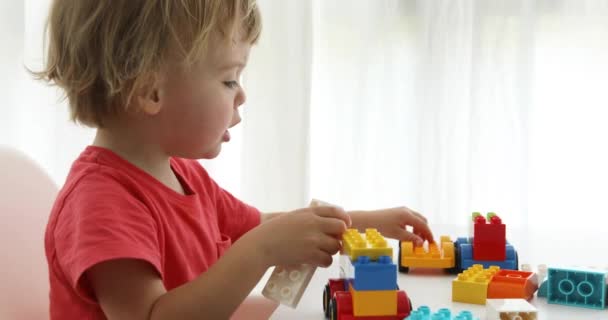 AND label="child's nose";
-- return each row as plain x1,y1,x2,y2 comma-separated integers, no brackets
235,88,246,108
